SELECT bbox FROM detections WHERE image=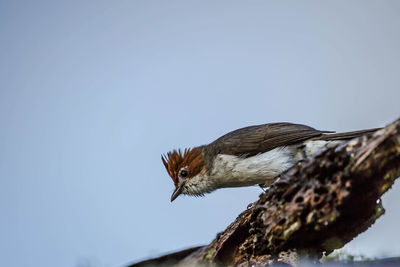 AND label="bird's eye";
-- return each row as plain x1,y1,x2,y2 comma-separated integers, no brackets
180,169,188,178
